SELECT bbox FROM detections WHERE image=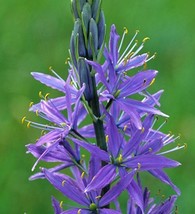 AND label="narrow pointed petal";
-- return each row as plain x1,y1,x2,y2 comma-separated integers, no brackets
85,164,116,192
107,114,121,158
86,59,109,90
119,70,157,97
44,170,90,206
124,154,181,170
52,196,63,214
99,170,135,207
109,24,120,65
99,209,121,214
117,54,148,73
118,98,168,118
73,139,109,162
149,195,177,214
149,169,181,195
116,99,142,129
127,180,144,213
31,72,65,92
